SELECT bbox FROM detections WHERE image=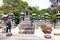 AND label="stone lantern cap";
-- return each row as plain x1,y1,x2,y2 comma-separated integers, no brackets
44,13,50,16
32,13,36,15
56,12,60,15
56,12,60,19
1,13,4,16
1,13,8,17
2,14,8,18
44,13,50,19
10,12,14,16
20,12,24,14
